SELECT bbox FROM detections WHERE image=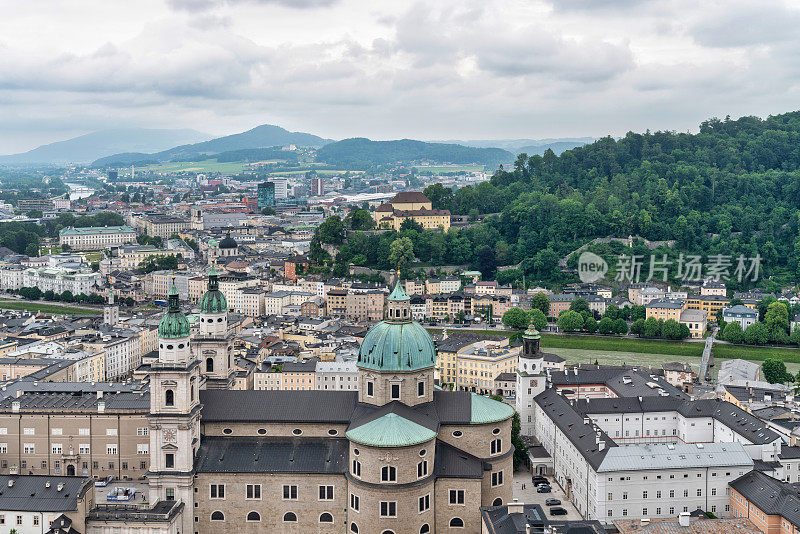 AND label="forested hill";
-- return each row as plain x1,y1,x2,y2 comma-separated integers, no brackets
314,138,513,167
418,111,800,287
